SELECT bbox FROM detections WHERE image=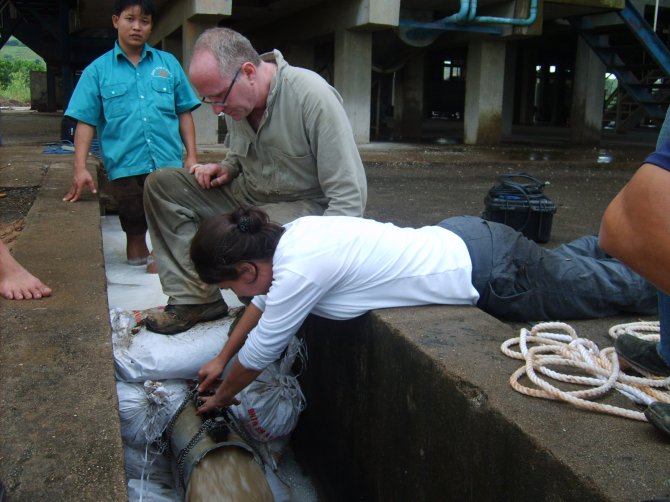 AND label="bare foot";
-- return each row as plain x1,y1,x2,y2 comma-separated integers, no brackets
126,233,150,265
146,252,158,274
0,242,52,300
